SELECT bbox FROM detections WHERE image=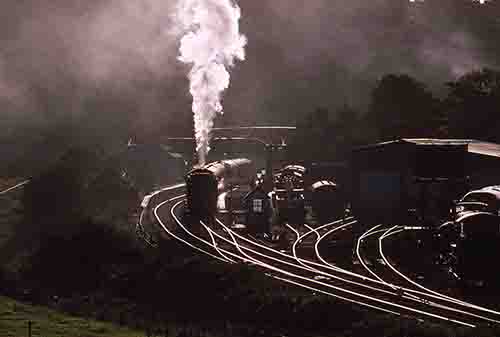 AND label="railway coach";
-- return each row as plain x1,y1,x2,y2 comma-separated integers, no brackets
184,158,256,224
